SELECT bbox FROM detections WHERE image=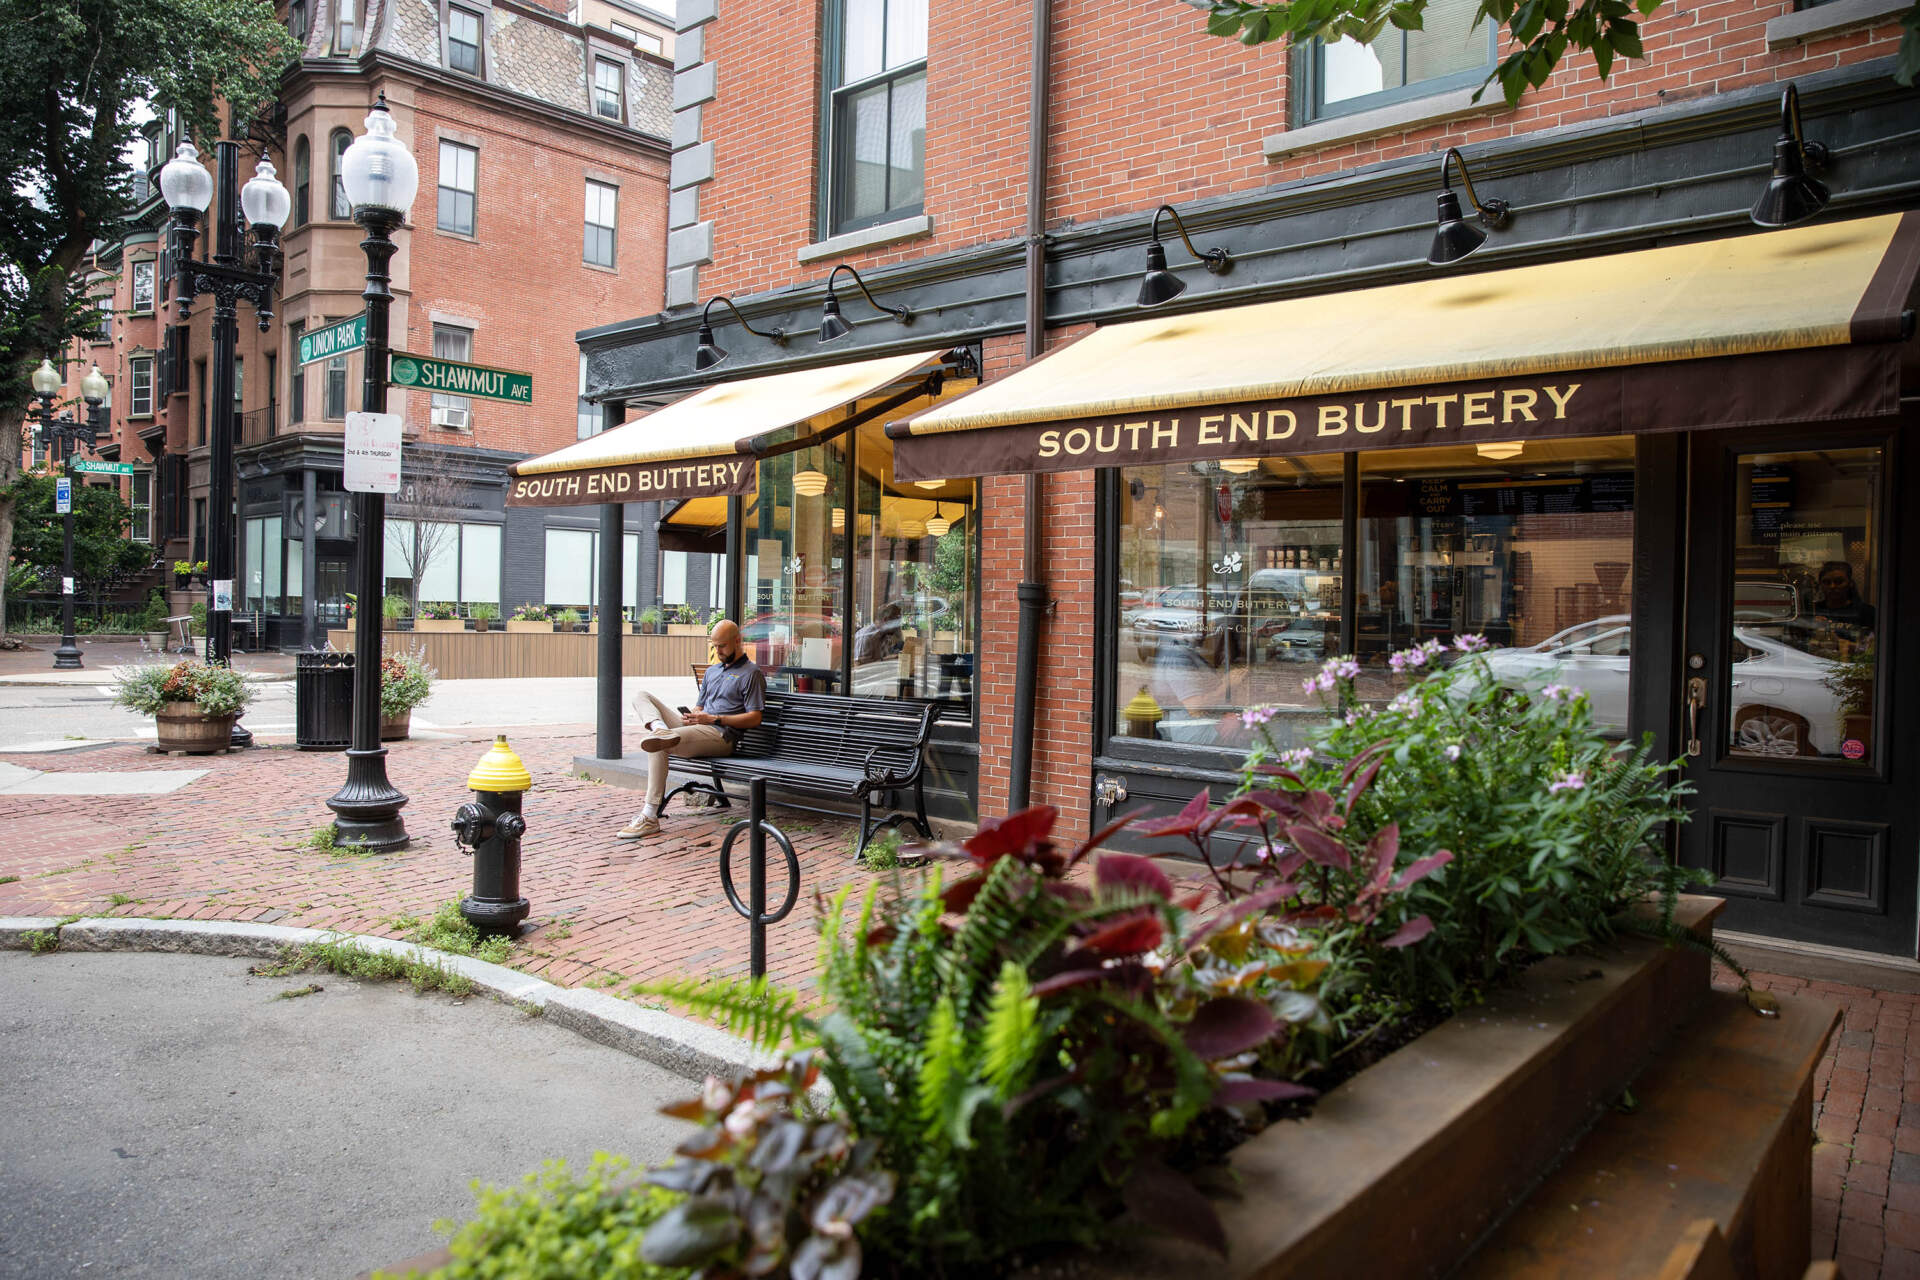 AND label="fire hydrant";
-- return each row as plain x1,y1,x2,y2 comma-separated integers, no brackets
450,734,531,934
